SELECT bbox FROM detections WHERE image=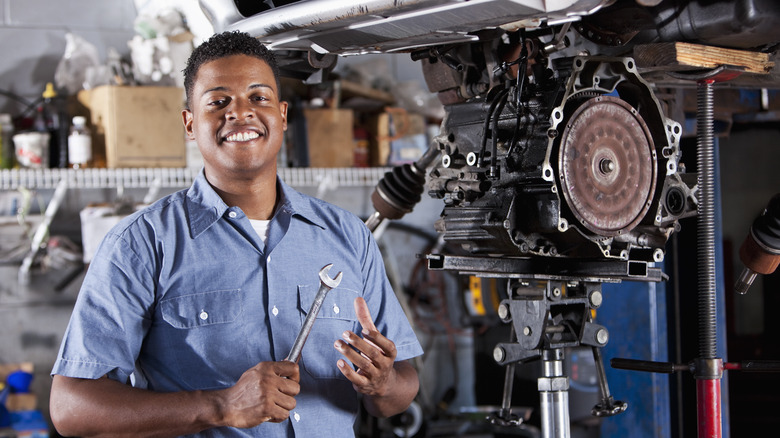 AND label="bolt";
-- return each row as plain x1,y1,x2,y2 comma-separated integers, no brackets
498,303,510,321
589,290,603,308
552,287,561,297
599,158,615,174
523,326,532,336
596,328,609,345
493,346,506,363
